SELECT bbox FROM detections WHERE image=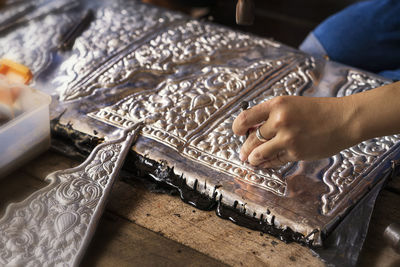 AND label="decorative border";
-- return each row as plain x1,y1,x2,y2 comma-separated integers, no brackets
321,70,399,214
0,124,142,266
